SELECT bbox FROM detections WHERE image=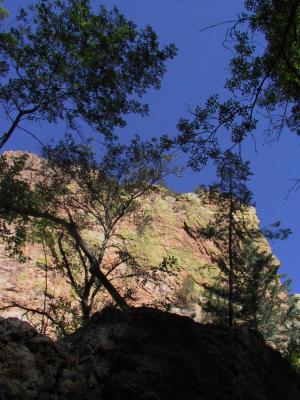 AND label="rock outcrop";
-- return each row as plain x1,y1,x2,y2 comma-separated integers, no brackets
1,307,300,400
0,152,271,326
